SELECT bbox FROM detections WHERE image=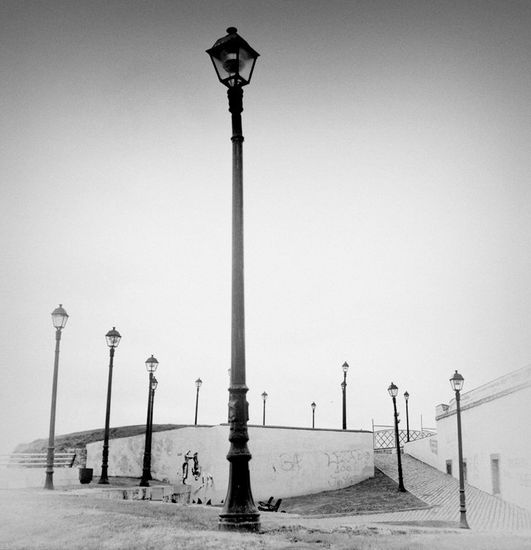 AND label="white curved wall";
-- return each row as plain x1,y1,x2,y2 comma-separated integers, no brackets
86,425,374,503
